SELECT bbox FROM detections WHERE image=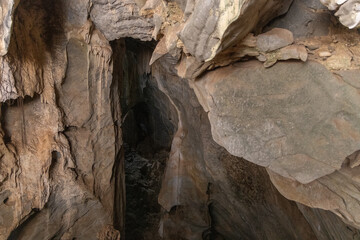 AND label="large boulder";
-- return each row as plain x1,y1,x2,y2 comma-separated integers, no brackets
193,60,360,184
179,0,292,61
